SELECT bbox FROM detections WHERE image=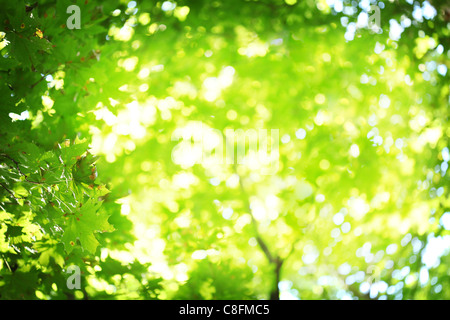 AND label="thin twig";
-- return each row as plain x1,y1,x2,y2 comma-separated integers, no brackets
0,153,43,184
2,255,12,273
234,163,277,264
232,164,290,300
0,182,24,202
30,69,56,89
